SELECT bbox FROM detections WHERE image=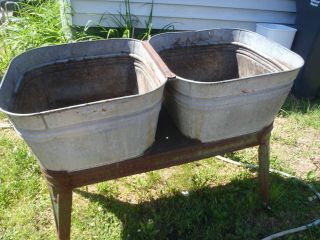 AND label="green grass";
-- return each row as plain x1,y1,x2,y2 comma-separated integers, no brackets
0,0,320,239
0,0,173,77
280,96,320,130
0,112,5,120
0,0,68,75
